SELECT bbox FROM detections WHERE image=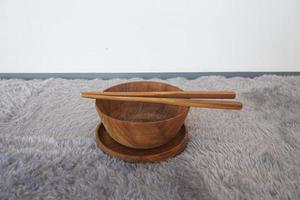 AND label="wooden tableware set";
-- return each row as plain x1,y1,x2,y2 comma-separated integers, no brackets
81,81,242,163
